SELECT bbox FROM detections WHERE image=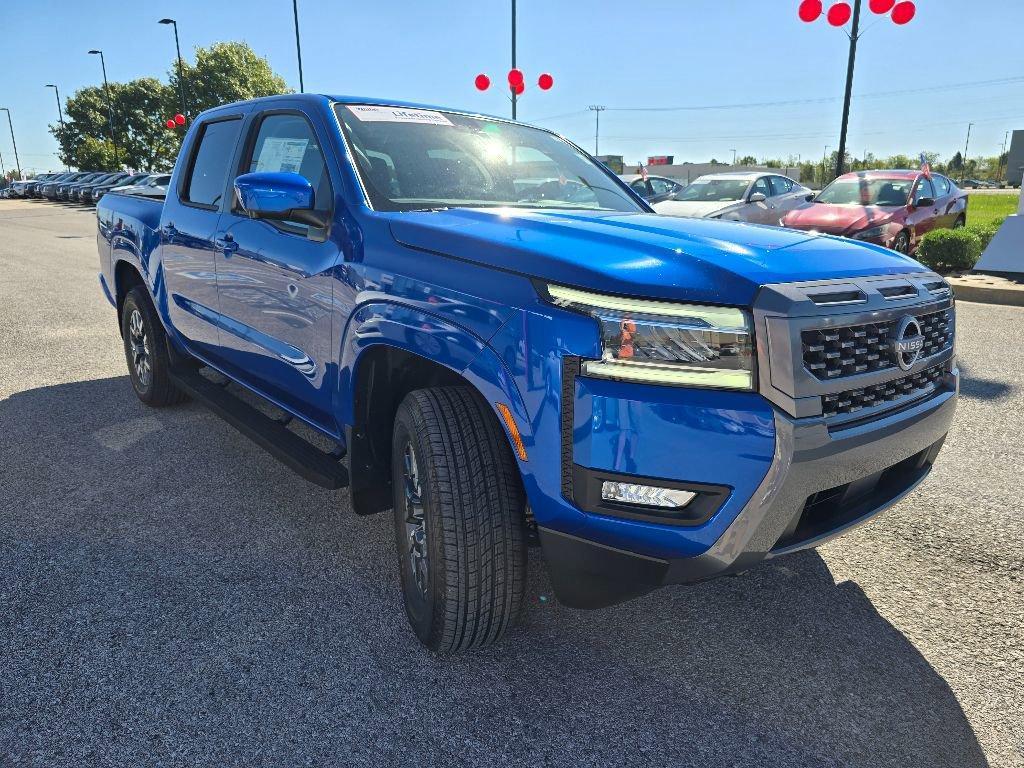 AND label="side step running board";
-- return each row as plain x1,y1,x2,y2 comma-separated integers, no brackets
169,365,349,489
